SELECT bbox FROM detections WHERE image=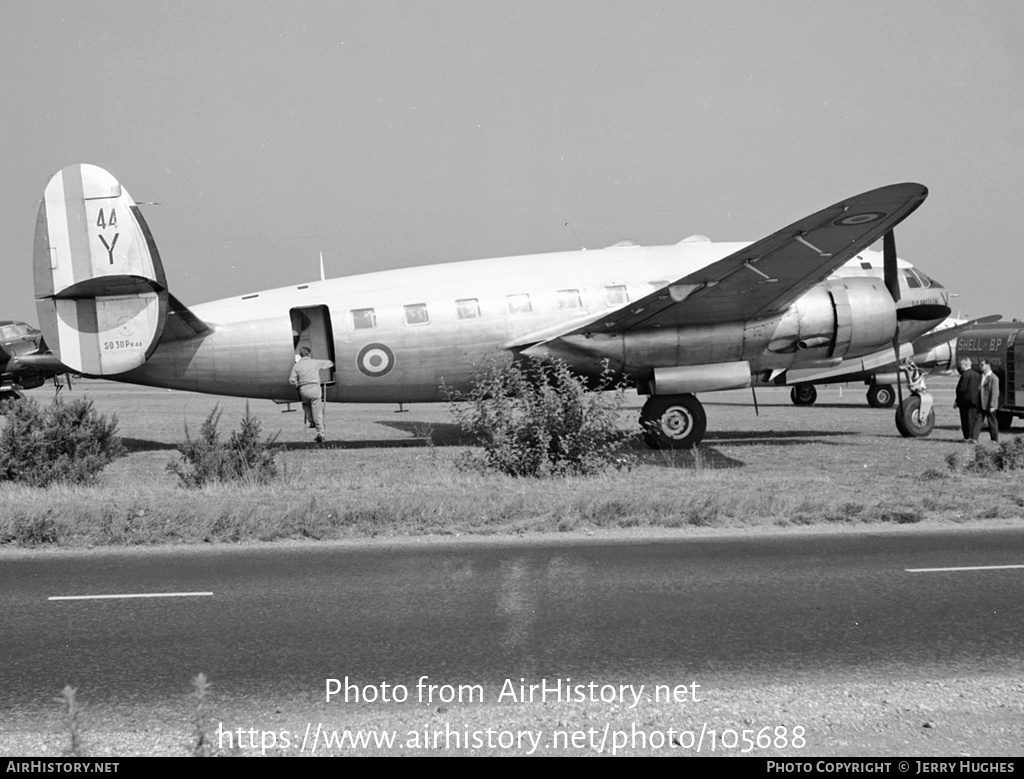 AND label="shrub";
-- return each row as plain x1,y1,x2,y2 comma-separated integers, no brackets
167,403,280,488
947,437,1024,474
448,358,630,477
0,397,125,487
